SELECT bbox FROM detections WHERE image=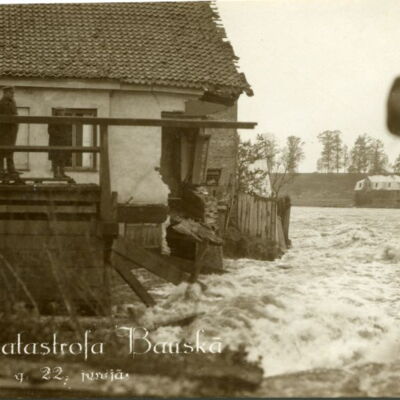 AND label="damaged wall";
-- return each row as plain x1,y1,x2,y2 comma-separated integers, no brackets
109,91,190,204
